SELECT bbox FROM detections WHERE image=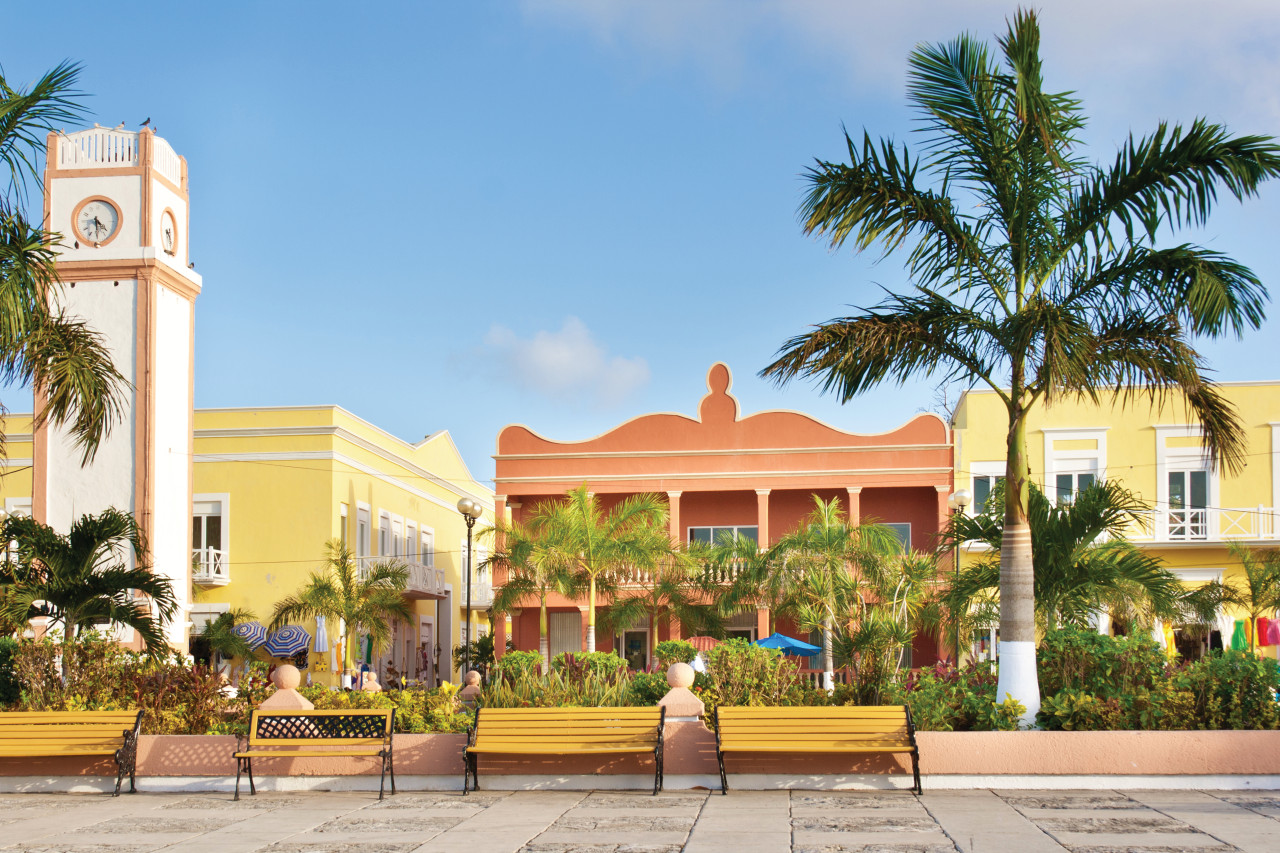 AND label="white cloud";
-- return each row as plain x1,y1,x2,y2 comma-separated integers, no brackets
484,316,651,406
519,0,1280,130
